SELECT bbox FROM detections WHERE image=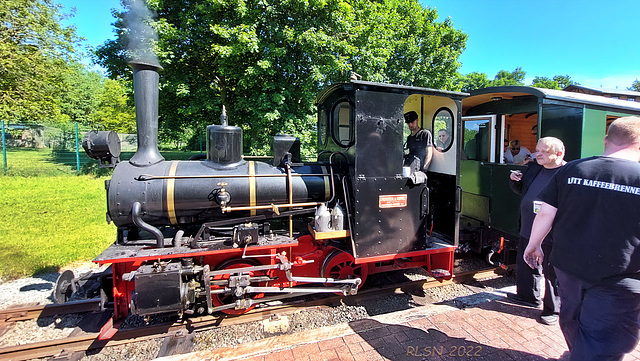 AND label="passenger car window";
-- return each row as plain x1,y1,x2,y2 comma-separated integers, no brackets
433,108,453,152
463,119,490,161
